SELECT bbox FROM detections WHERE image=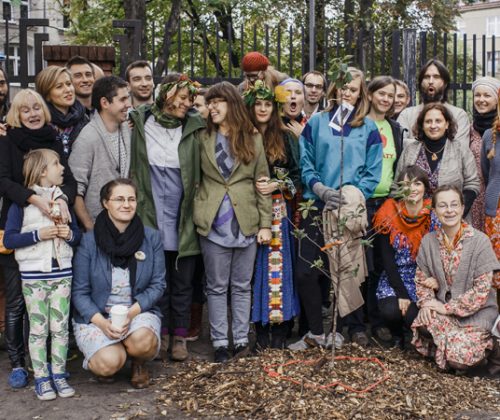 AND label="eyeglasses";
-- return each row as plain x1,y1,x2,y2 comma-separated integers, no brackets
304,83,324,90
244,72,260,81
108,197,137,205
436,202,462,210
207,98,227,107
